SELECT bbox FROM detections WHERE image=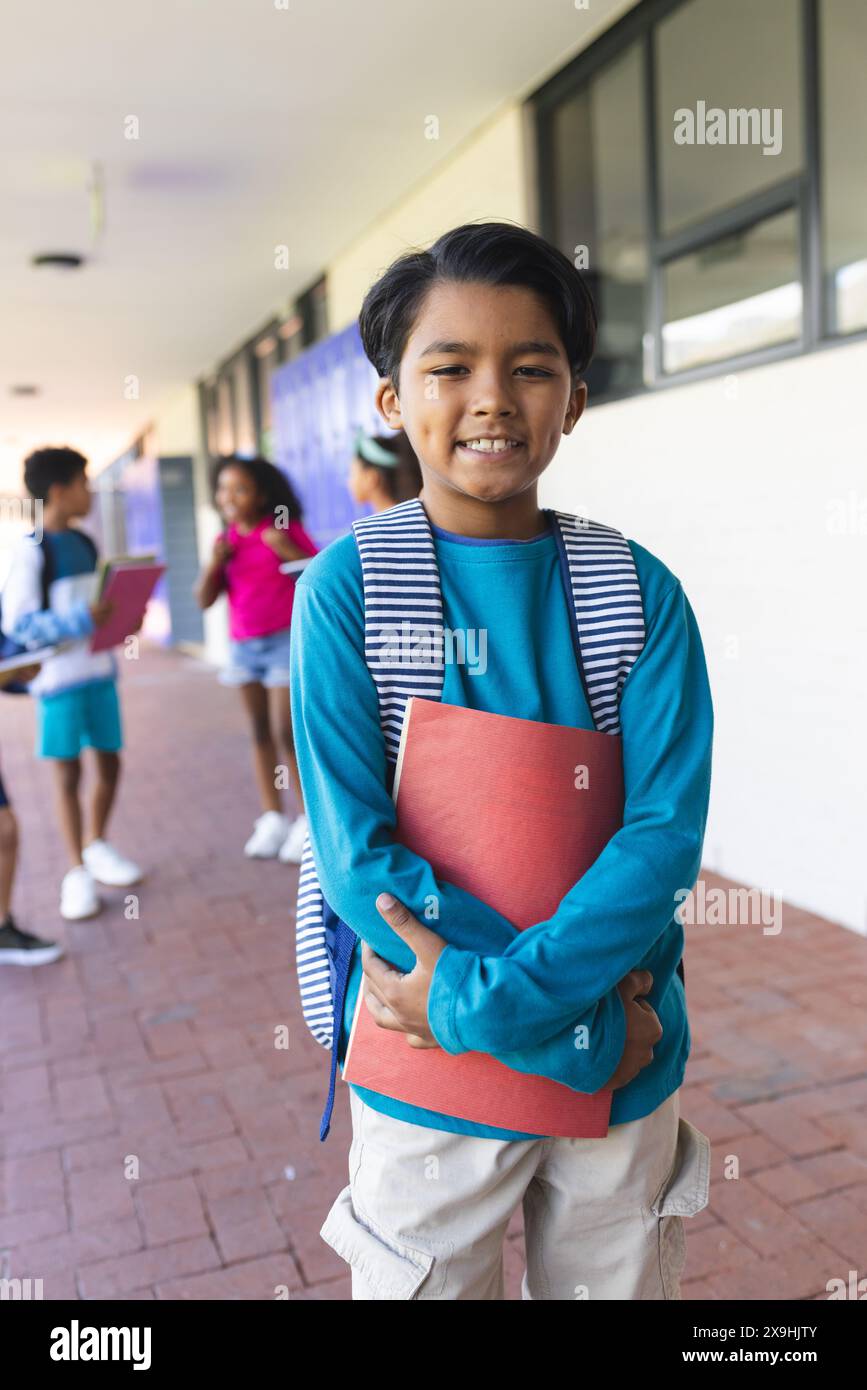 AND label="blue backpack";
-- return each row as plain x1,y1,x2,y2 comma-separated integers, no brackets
0,530,97,693
295,497,678,1139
